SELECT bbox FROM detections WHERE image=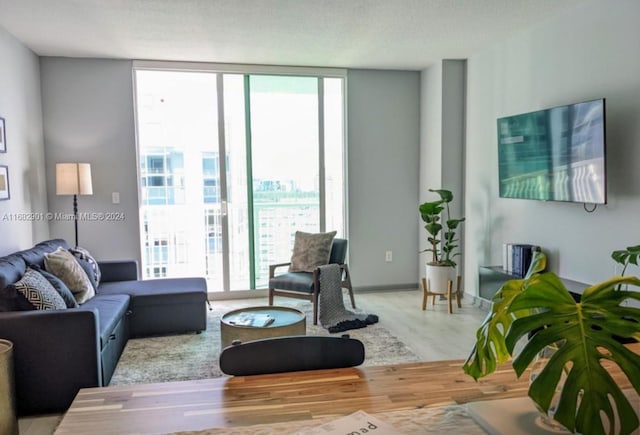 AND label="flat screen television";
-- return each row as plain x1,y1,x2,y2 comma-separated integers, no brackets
497,98,606,204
